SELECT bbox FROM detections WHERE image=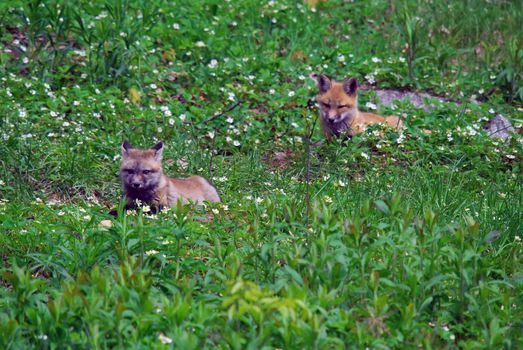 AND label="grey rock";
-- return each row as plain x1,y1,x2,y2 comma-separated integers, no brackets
375,89,447,111
484,114,515,141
